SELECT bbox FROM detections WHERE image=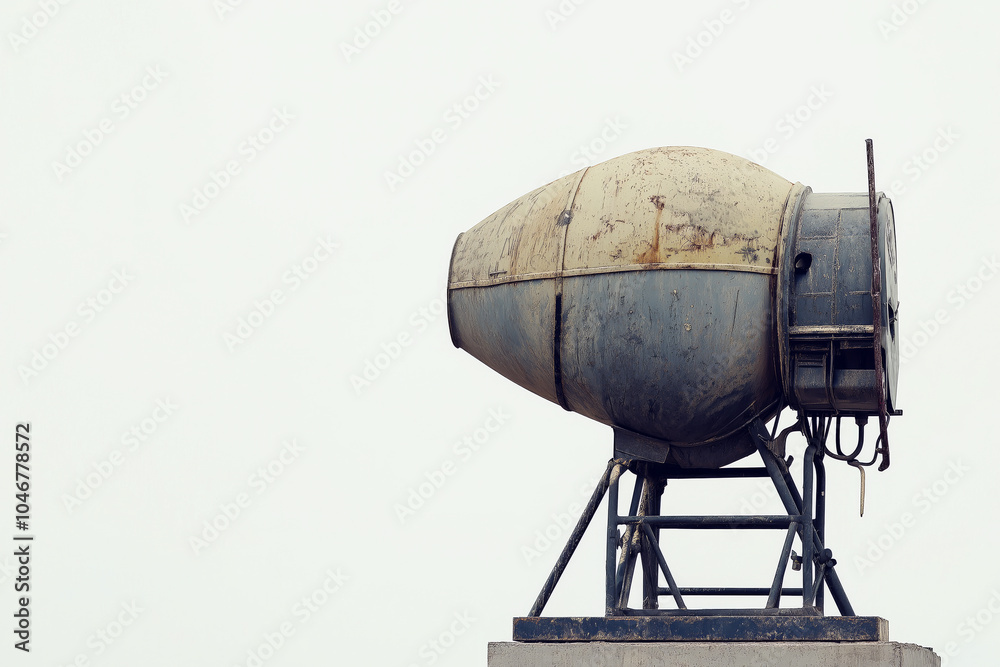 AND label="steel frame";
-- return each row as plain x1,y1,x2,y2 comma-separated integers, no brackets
527,416,854,619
